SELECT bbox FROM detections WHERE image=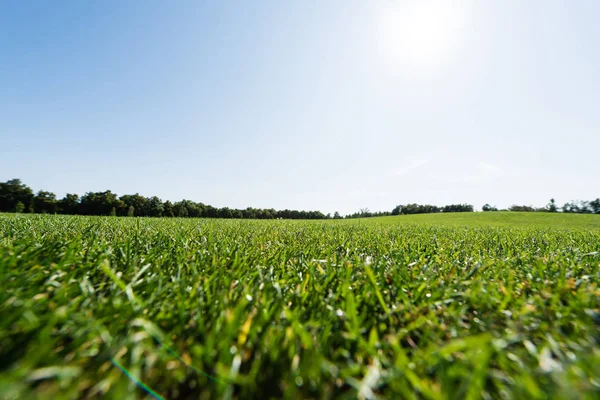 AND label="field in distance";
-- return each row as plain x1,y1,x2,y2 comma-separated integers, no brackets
1,212,599,399
353,211,600,230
